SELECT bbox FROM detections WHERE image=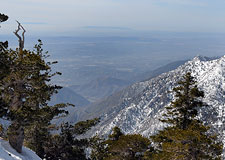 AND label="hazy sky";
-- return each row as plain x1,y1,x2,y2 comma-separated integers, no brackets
1,0,225,35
